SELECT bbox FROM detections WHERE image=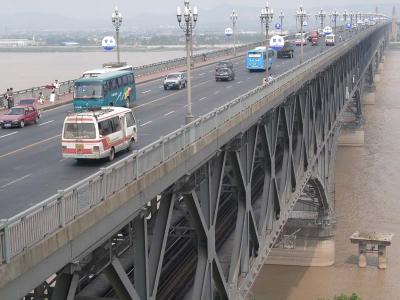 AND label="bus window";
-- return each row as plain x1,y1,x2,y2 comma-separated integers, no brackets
128,74,134,84
117,77,123,87
122,75,128,85
99,120,112,136
111,79,118,90
74,82,103,99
